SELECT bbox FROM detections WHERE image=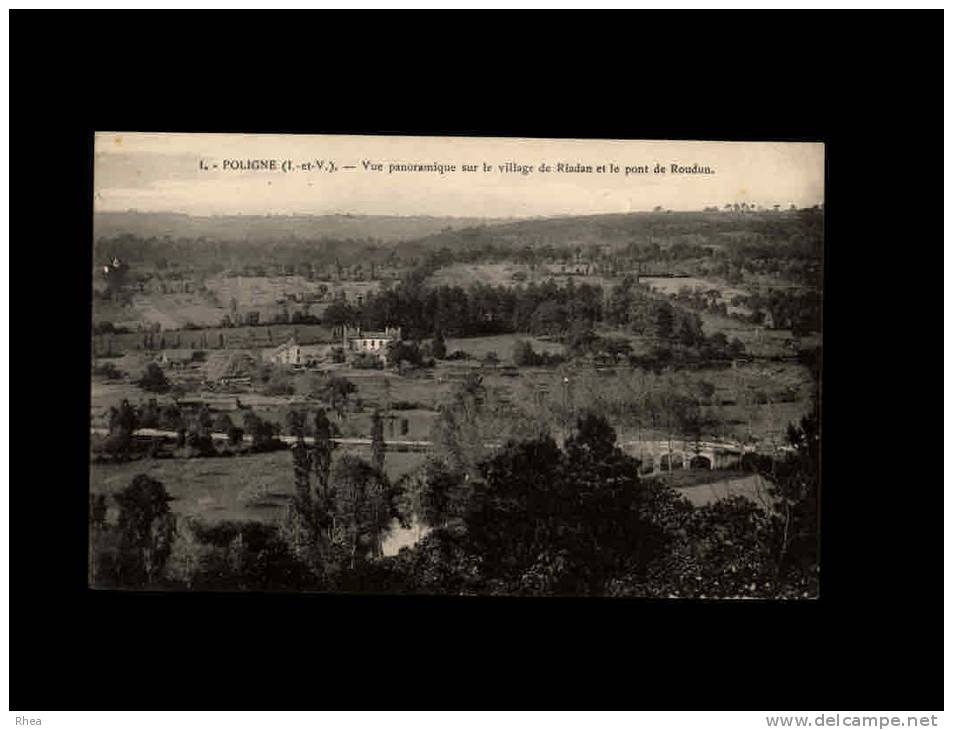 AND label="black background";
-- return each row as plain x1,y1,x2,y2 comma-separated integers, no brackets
9,10,943,710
